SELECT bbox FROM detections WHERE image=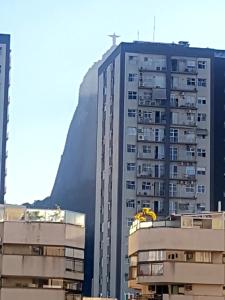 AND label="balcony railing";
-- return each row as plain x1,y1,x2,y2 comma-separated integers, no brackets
139,98,166,107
